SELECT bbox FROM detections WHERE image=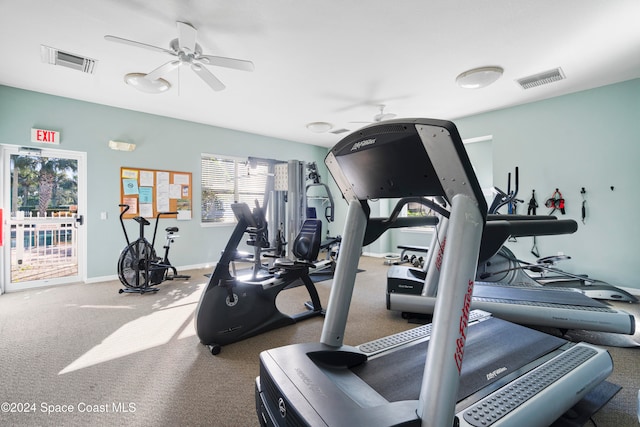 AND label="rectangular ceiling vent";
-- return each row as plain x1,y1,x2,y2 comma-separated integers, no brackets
40,45,97,74
517,67,565,90
330,128,350,135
